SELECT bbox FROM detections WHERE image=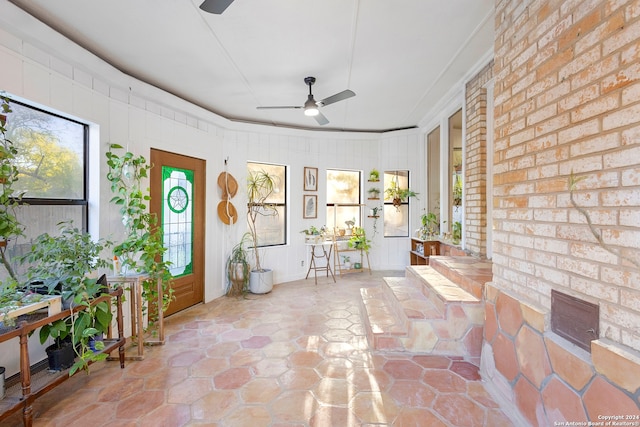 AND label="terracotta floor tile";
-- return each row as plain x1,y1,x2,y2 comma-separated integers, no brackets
4,271,516,427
